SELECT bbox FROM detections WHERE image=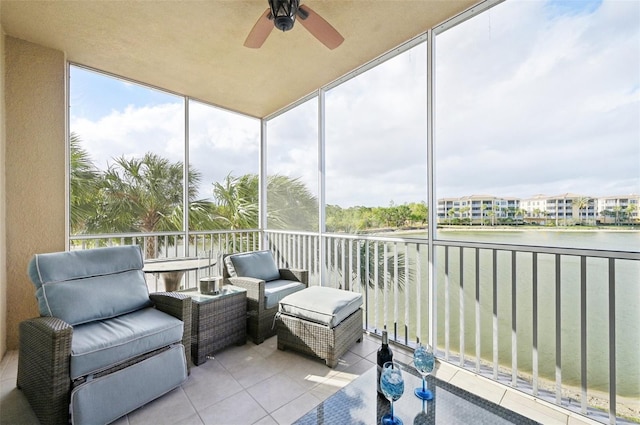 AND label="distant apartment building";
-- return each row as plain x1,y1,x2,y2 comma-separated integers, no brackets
597,195,639,224
520,193,596,225
438,193,639,225
437,195,520,225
